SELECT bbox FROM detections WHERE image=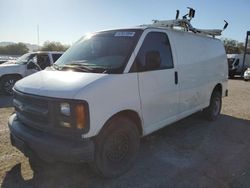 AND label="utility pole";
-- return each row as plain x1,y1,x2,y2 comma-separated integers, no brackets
242,31,250,76
37,25,40,51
